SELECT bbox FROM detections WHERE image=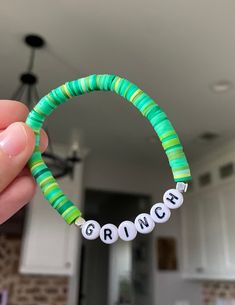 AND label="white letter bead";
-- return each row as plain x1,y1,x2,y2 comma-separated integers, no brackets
82,220,101,240
163,189,184,209
118,221,137,241
134,213,155,234
100,224,119,244
150,203,171,223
